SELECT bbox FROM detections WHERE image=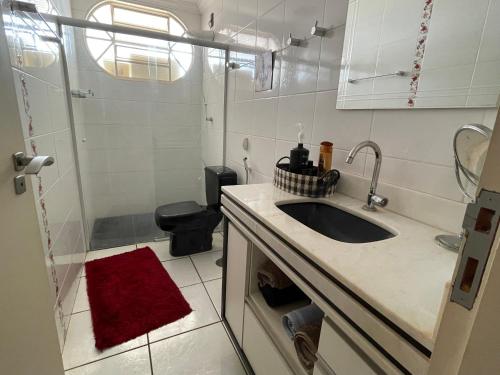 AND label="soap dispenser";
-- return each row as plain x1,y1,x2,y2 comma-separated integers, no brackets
289,123,309,173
